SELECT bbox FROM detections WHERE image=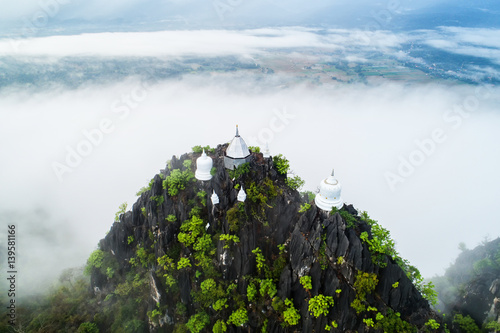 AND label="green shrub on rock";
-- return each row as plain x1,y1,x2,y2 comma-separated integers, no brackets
227,308,248,327
186,312,210,333
308,294,334,318
283,299,301,326
163,169,194,197
273,154,290,175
